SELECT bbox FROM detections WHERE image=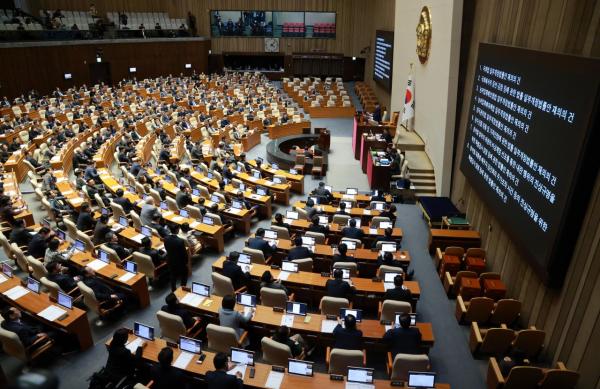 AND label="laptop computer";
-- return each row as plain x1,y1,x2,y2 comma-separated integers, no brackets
179,336,202,355
340,308,362,322
191,282,210,296
286,301,307,316
288,359,313,376
408,372,436,388
134,322,154,340
347,367,373,384
230,347,254,366
57,291,73,309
